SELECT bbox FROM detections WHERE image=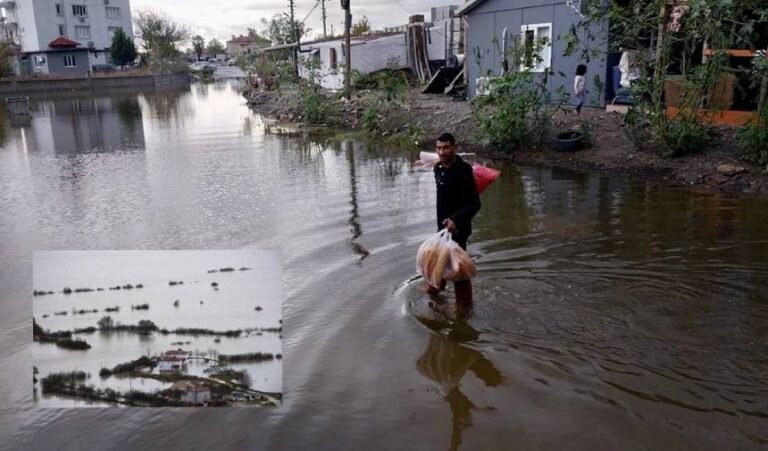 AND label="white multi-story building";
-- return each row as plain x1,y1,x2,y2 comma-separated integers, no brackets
11,0,134,75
